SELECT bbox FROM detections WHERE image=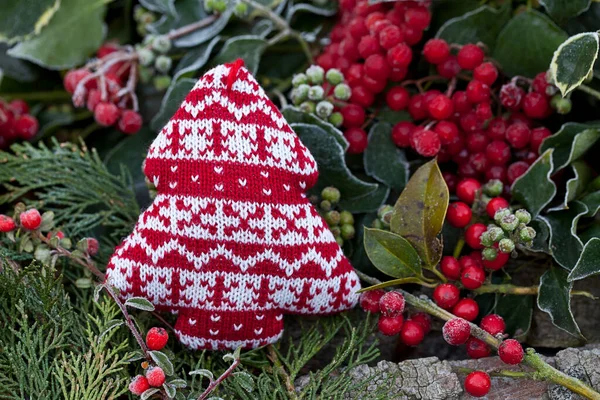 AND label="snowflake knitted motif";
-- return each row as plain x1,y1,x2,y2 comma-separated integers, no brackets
105,60,361,350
